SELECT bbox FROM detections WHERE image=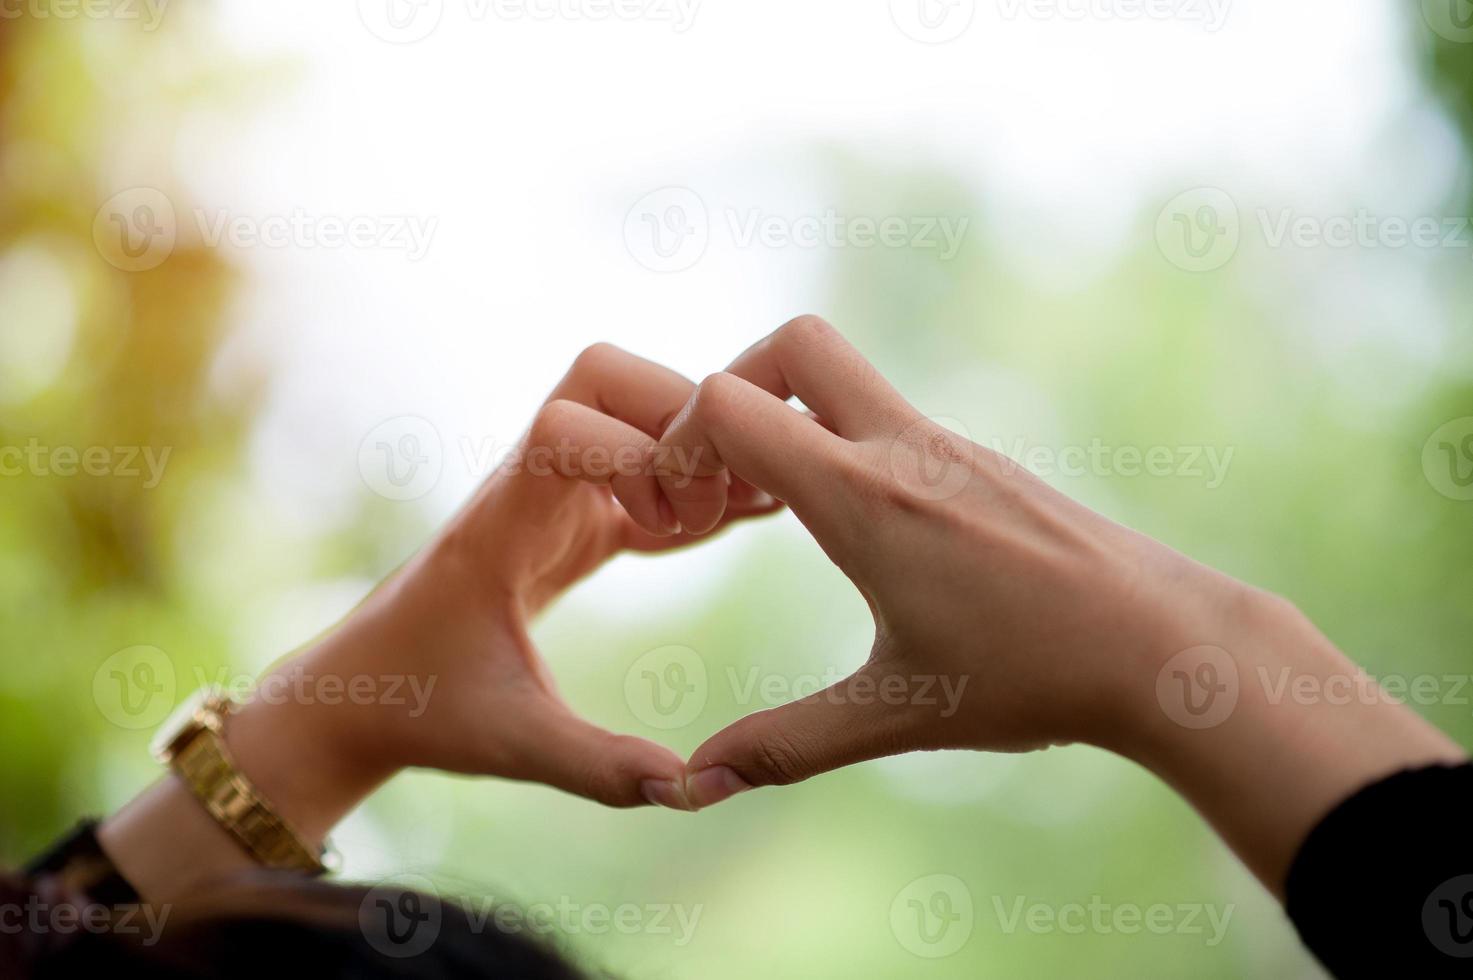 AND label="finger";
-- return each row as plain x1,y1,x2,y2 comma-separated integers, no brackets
657,371,855,539
620,487,785,553
725,315,916,440
551,342,727,534
681,663,922,809
728,474,779,511
519,705,693,810
527,399,675,536
550,342,697,438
